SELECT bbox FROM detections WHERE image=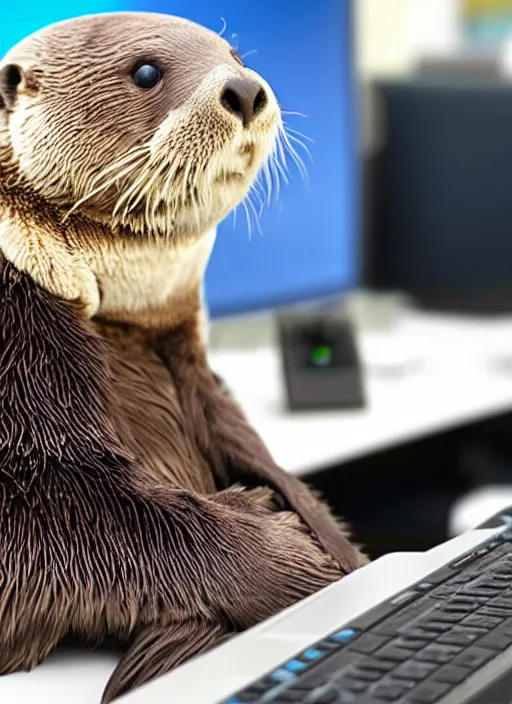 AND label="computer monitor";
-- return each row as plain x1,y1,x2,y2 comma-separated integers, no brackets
1,1,359,317
366,77,512,313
